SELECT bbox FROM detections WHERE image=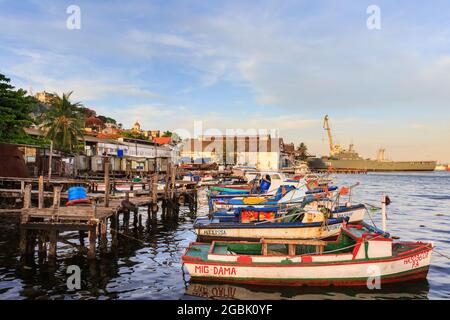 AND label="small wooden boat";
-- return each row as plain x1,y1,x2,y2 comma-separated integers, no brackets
210,186,337,212
212,203,366,224
194,208,348,242
183,224,434,286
